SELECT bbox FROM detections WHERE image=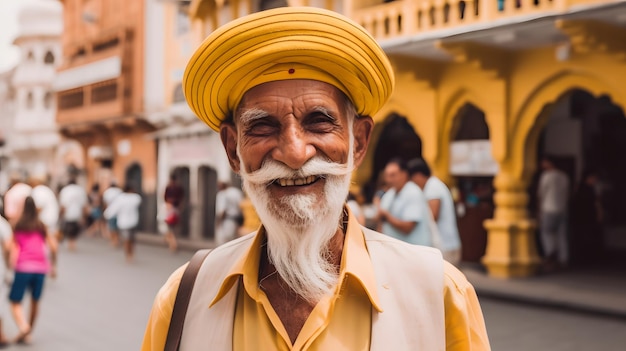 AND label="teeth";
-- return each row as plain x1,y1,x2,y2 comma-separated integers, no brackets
277,176,317,187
